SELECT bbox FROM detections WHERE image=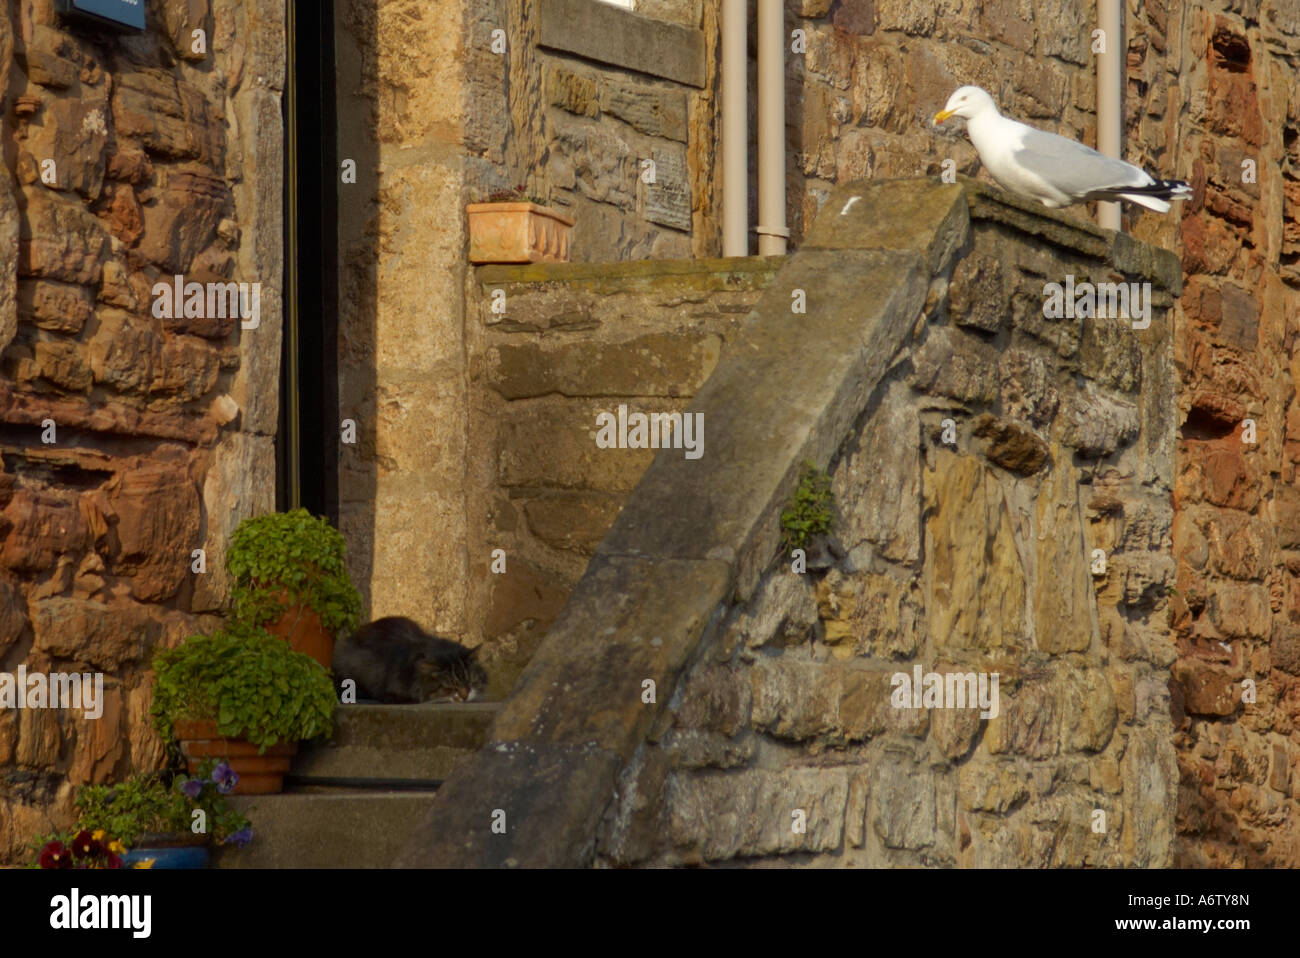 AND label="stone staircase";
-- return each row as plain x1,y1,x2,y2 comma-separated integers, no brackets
215,702,498,868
